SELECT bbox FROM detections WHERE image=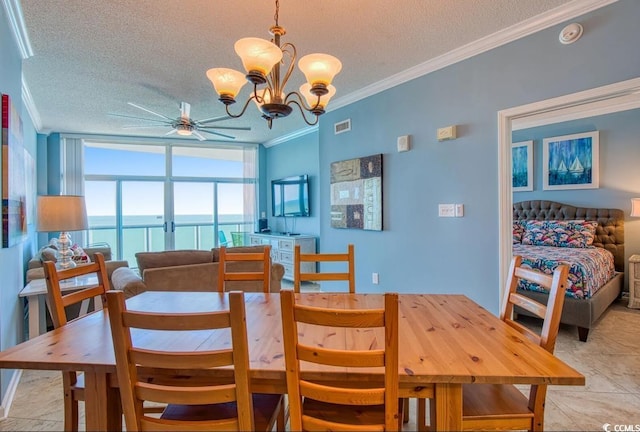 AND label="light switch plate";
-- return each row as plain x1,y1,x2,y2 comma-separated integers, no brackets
438,204,455,217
